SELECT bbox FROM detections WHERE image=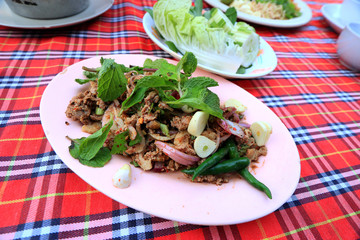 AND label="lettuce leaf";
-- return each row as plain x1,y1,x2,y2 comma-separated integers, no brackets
152,0,260,71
